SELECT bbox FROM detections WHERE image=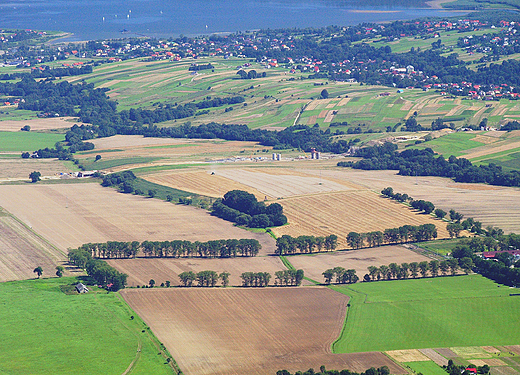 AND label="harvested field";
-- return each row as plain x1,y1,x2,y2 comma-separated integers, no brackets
419,349,449,366
317,169,520,233
386,349,430,362
463,140,520,160
471,359,508,366
107,256,287,287
505,345,520,355
216,169,355,198
435,348,458,358
0,184,275,254
0,209,66,281
271,190,450,248
89,135,191,149
121,287,406,375
287,246,430,283
0,117,74,131
482,346,501,354
143,170,269,200
451,346,492,359
0,158,73,180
